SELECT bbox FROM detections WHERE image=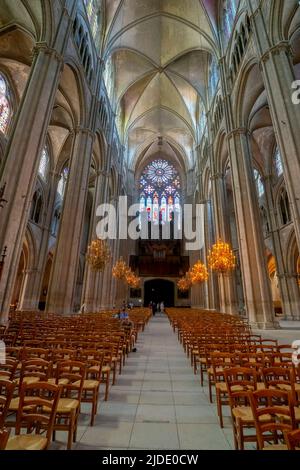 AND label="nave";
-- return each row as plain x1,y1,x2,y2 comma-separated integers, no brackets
1,309,300,450
70,315,234,451
54,315,300,450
